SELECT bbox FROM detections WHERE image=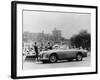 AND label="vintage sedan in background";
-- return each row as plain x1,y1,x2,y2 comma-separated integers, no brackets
23,48,36,59
38,47,88,63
